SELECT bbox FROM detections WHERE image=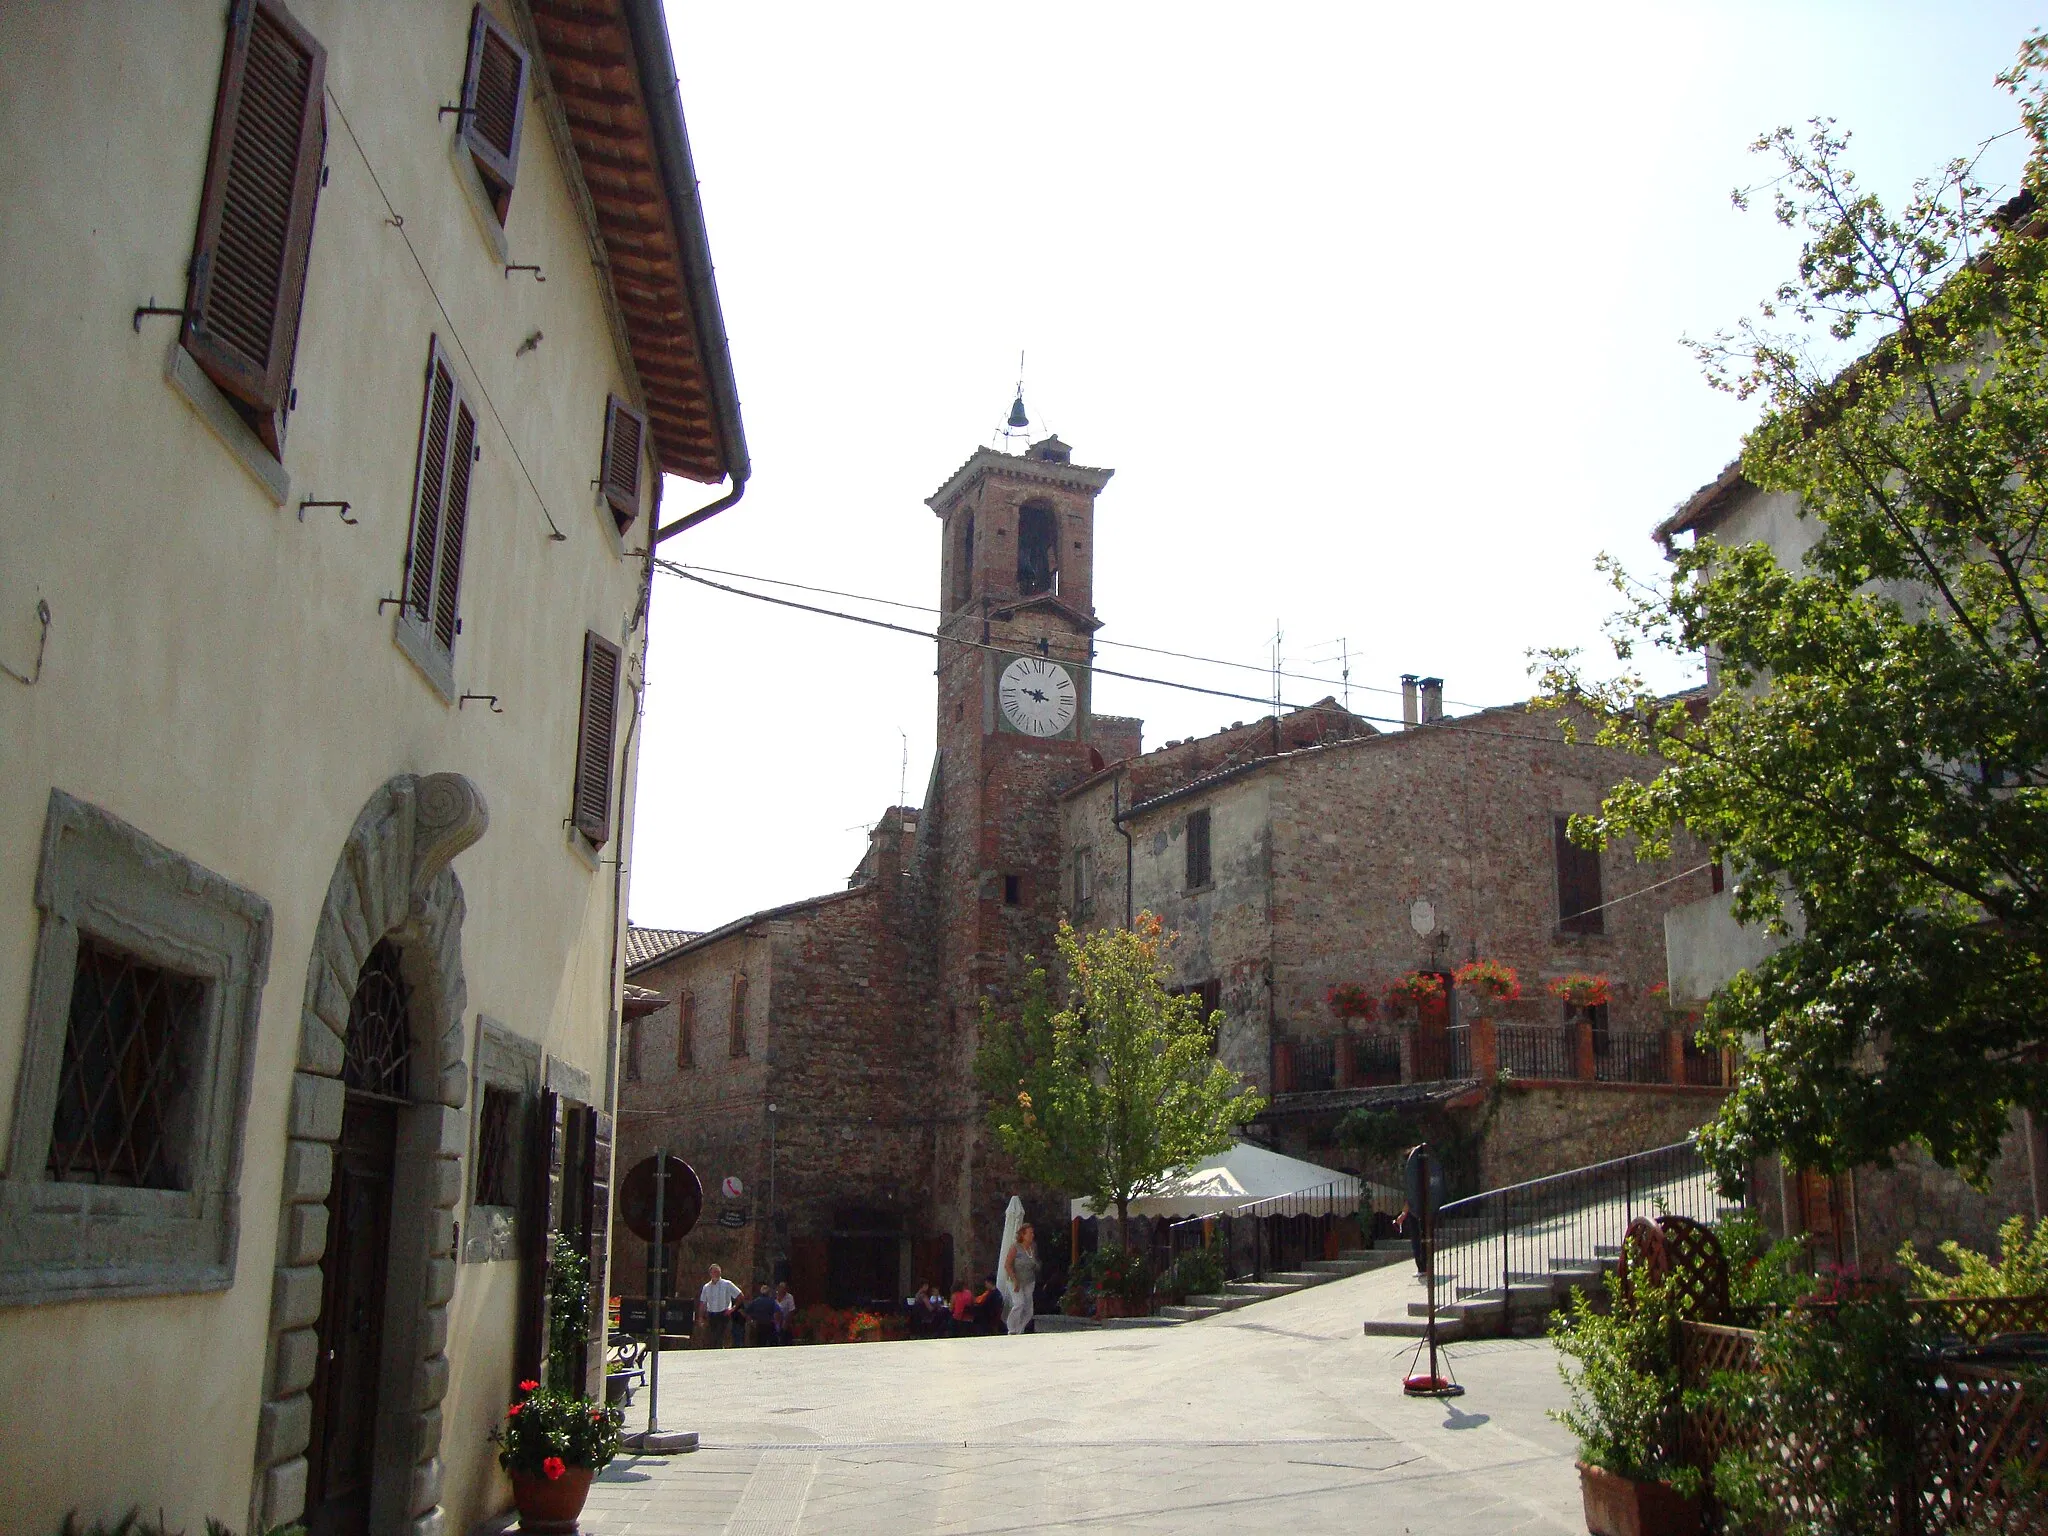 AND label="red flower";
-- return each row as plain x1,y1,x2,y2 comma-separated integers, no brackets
506,1403,522,1417
518,1379,539,1393
591,1409,604,1423
543,1456,567,1481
